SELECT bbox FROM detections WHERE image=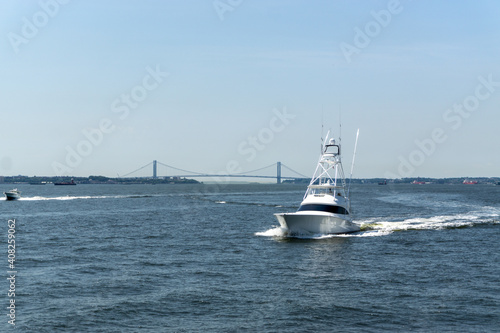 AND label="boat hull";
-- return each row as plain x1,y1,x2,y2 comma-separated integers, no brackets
275,212,360,235
4,193,20,201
